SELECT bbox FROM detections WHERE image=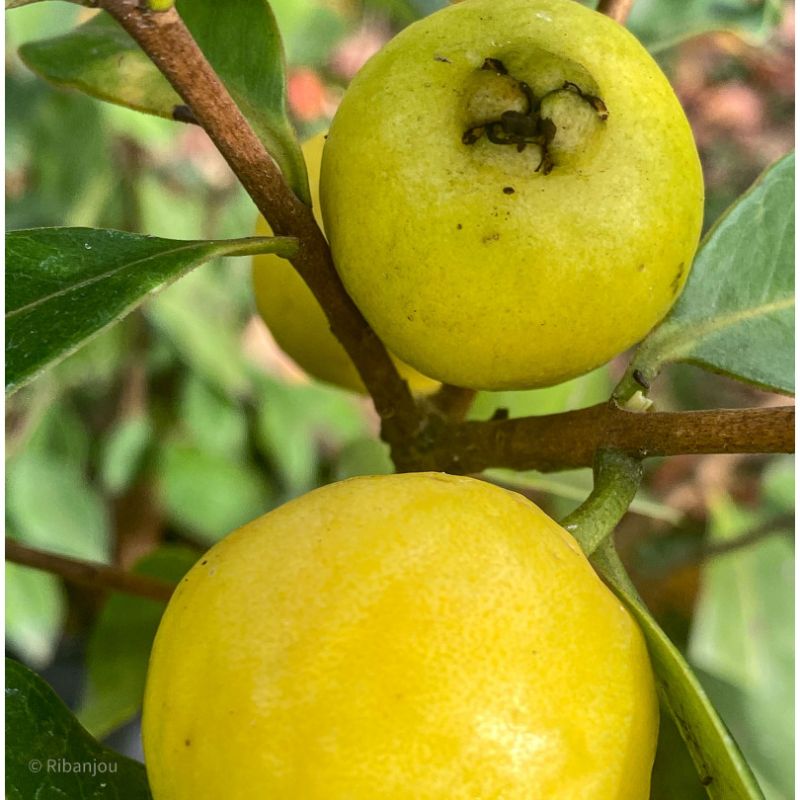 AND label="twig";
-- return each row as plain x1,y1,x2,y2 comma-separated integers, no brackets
98,0,421,455
701,515,794,560
412,404,795,473
596,0,636,24
6,539,176,603
93,1,794,477
426,384,477,422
